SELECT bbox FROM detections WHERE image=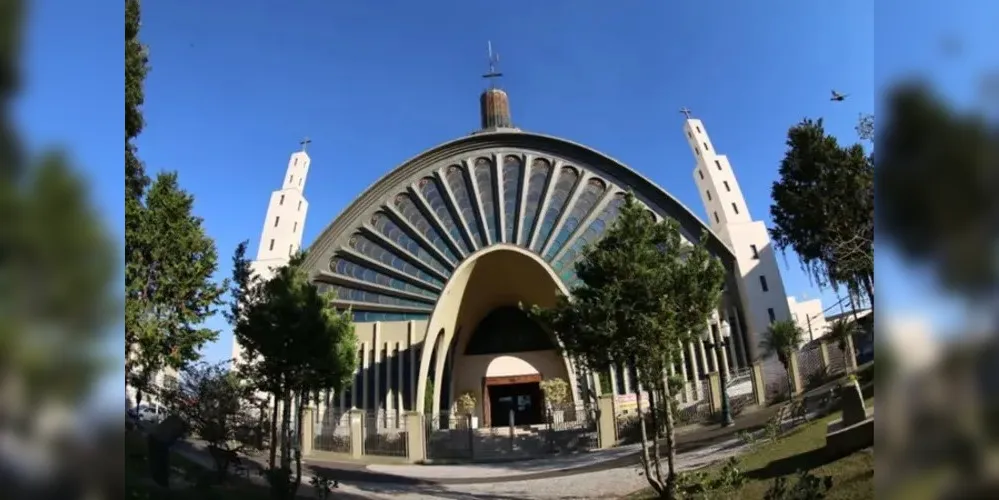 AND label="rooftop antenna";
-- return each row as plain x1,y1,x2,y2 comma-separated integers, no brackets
483,41,503,88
